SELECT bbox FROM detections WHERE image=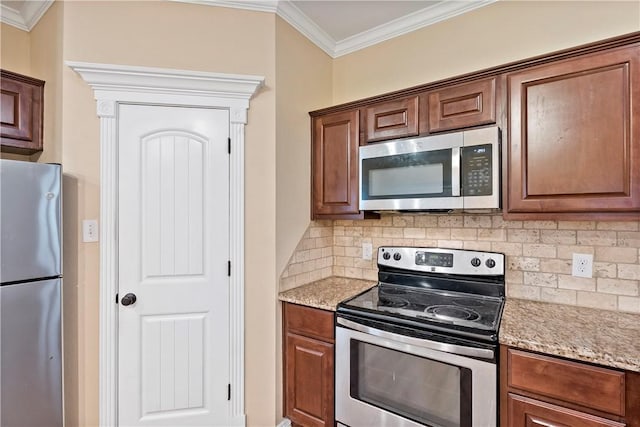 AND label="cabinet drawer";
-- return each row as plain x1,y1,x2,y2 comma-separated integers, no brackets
427,77,496,133
284,303,334,342
508,349,625,416
364,96,419,143
508,393,625,427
